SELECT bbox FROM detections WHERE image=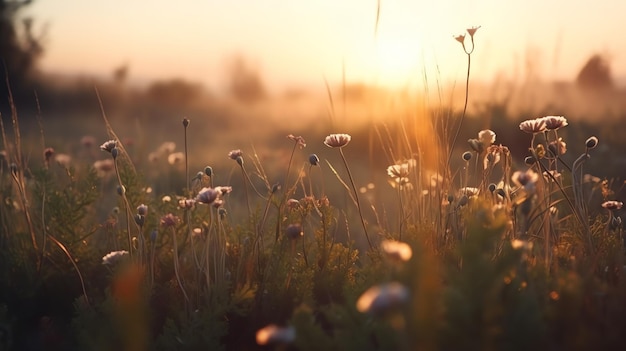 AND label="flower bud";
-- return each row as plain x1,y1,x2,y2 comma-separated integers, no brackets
111,147,119,159
309,154,320,166
204,166,213,177
182,118,190,128
585,136,598,149
462,151,472,161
